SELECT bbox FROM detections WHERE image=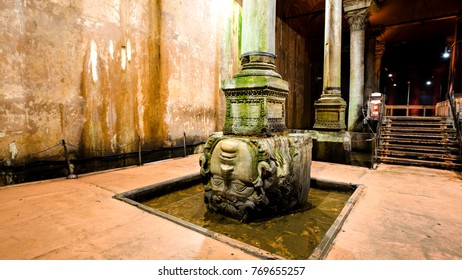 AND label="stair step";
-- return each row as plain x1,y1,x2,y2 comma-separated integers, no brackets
376,116,461,170
382,121,452,127
381,132,453,139
377,144,460,153
383,127,456,133
377,156,462,169
384,116,449,122
377,149,461,160
380,138,459,145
